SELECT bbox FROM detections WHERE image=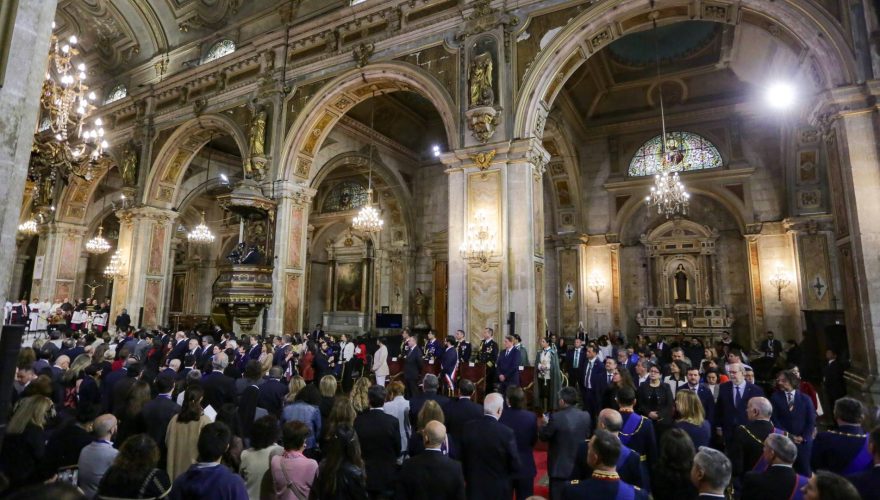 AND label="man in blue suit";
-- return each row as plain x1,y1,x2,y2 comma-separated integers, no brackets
496,335,521,397
848,425,880,500
770,369,815,476
680,366,716,424
715,362,765,444
439,336,459,395
581,345,604,420
812,397,872,475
